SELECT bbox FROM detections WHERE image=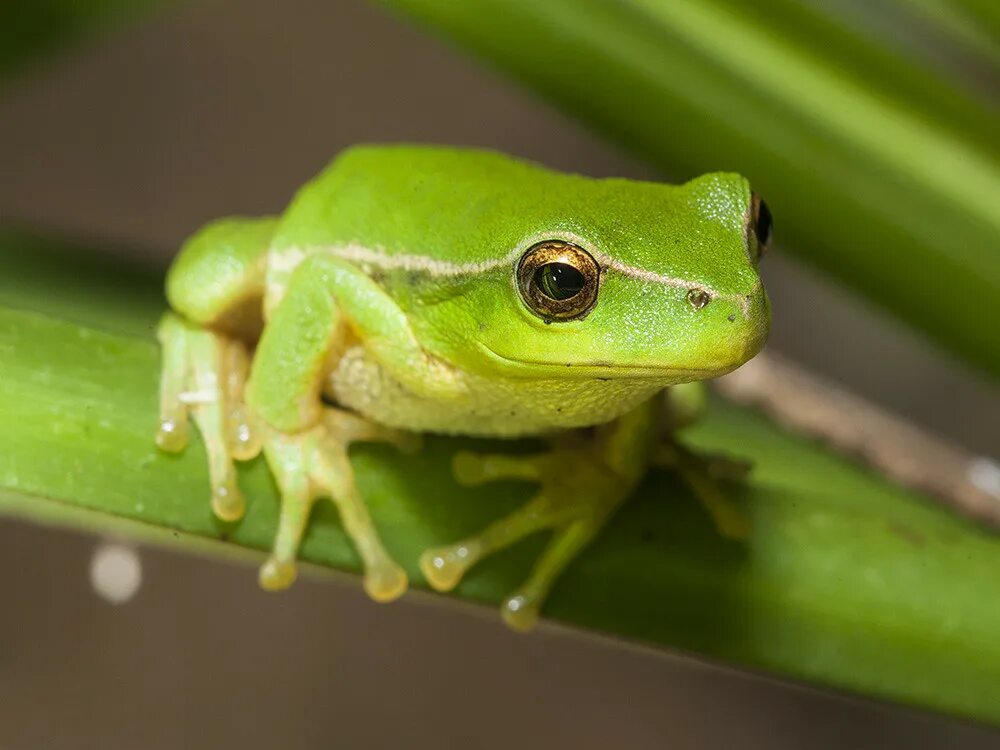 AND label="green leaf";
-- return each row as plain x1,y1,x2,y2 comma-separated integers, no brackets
0,0,177,85
375,0,1000,376
2,232,999,725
